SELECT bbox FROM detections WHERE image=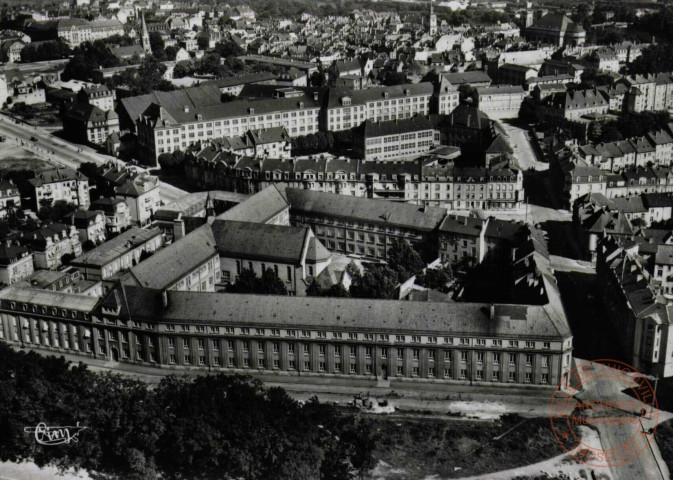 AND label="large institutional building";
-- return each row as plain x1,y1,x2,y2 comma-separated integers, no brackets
121,81,459,163
0,186,573,388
